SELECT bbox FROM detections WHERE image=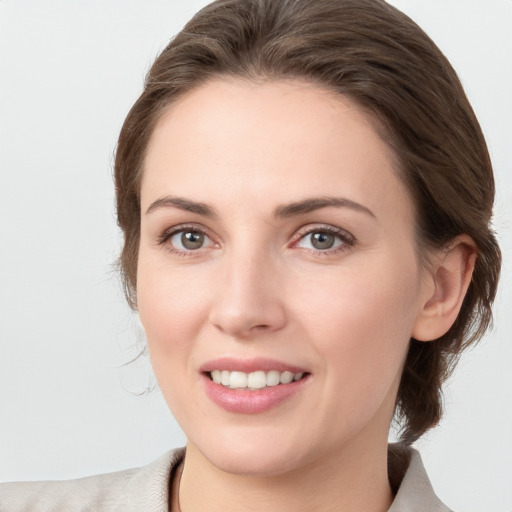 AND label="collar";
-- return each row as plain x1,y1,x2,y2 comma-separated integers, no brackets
389,448,452,512
111,446,450,511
